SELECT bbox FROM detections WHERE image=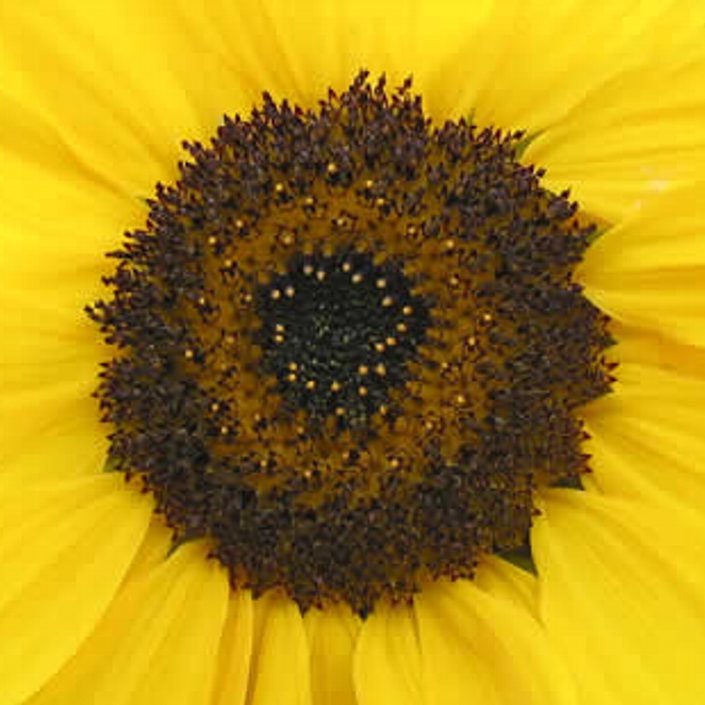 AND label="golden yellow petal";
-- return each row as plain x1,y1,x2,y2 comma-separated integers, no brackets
27,541,229,705
0,2,191,192
533,489,705,705
0,413,106,486
189,0,492,120
121,516,174,585
525,52,705,222
354,601,423,705
304,603,361,705
0,475,152,705
584,361,705,512
608,322,705,380
0,150,140,452
473,555,539,618
412,579,577,705
0,134,140,462
247,591,312,705
0,375,103,469
579,183,705,348
212,590,254,705
451,0,705,133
